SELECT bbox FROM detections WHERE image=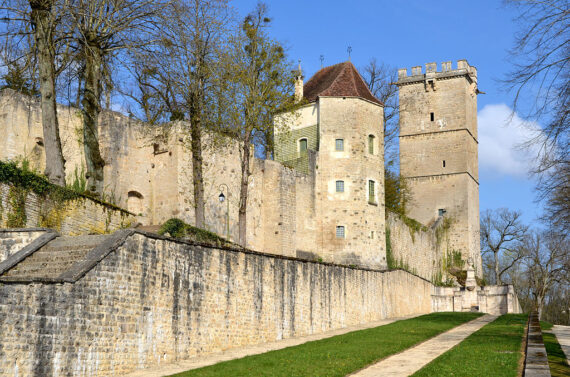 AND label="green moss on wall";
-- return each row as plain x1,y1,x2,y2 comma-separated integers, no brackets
6,185,27,227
